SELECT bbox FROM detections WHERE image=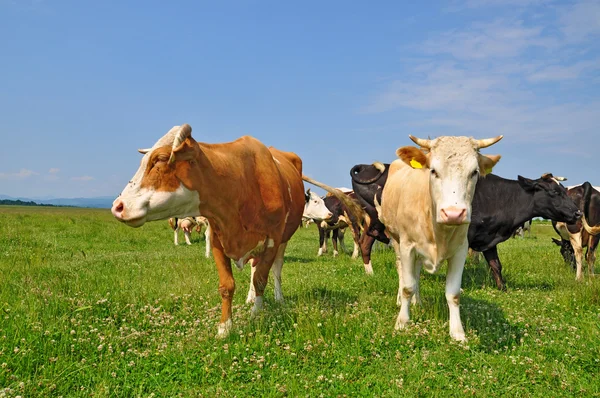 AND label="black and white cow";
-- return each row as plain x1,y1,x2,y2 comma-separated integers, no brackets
351,164,582,290
315,190,364,267
552,183,600,280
